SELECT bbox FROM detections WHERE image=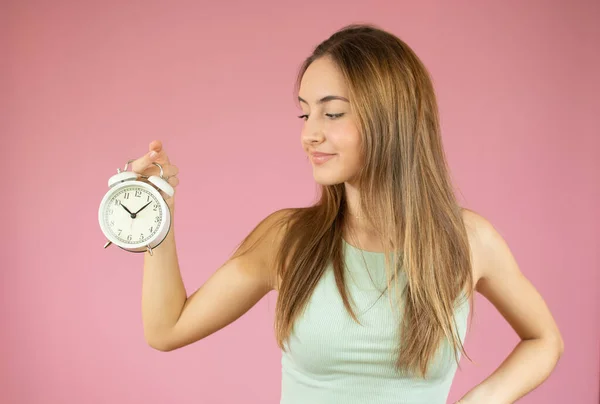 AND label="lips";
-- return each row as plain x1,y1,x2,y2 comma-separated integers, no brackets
310,152,336,165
